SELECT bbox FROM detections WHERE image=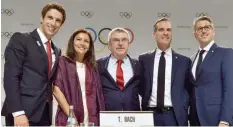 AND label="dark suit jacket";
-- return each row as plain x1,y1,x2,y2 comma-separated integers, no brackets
189,43,233,126
139,50,191,126
1,29,61,124
97,55,141,111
